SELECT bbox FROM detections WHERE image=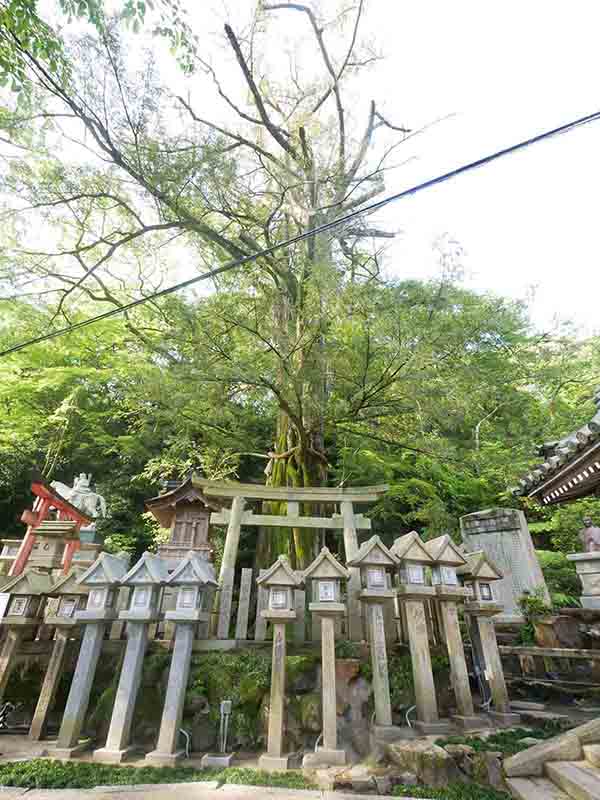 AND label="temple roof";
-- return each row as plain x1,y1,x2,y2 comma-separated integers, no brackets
145,478,221,527
512,389,600,505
